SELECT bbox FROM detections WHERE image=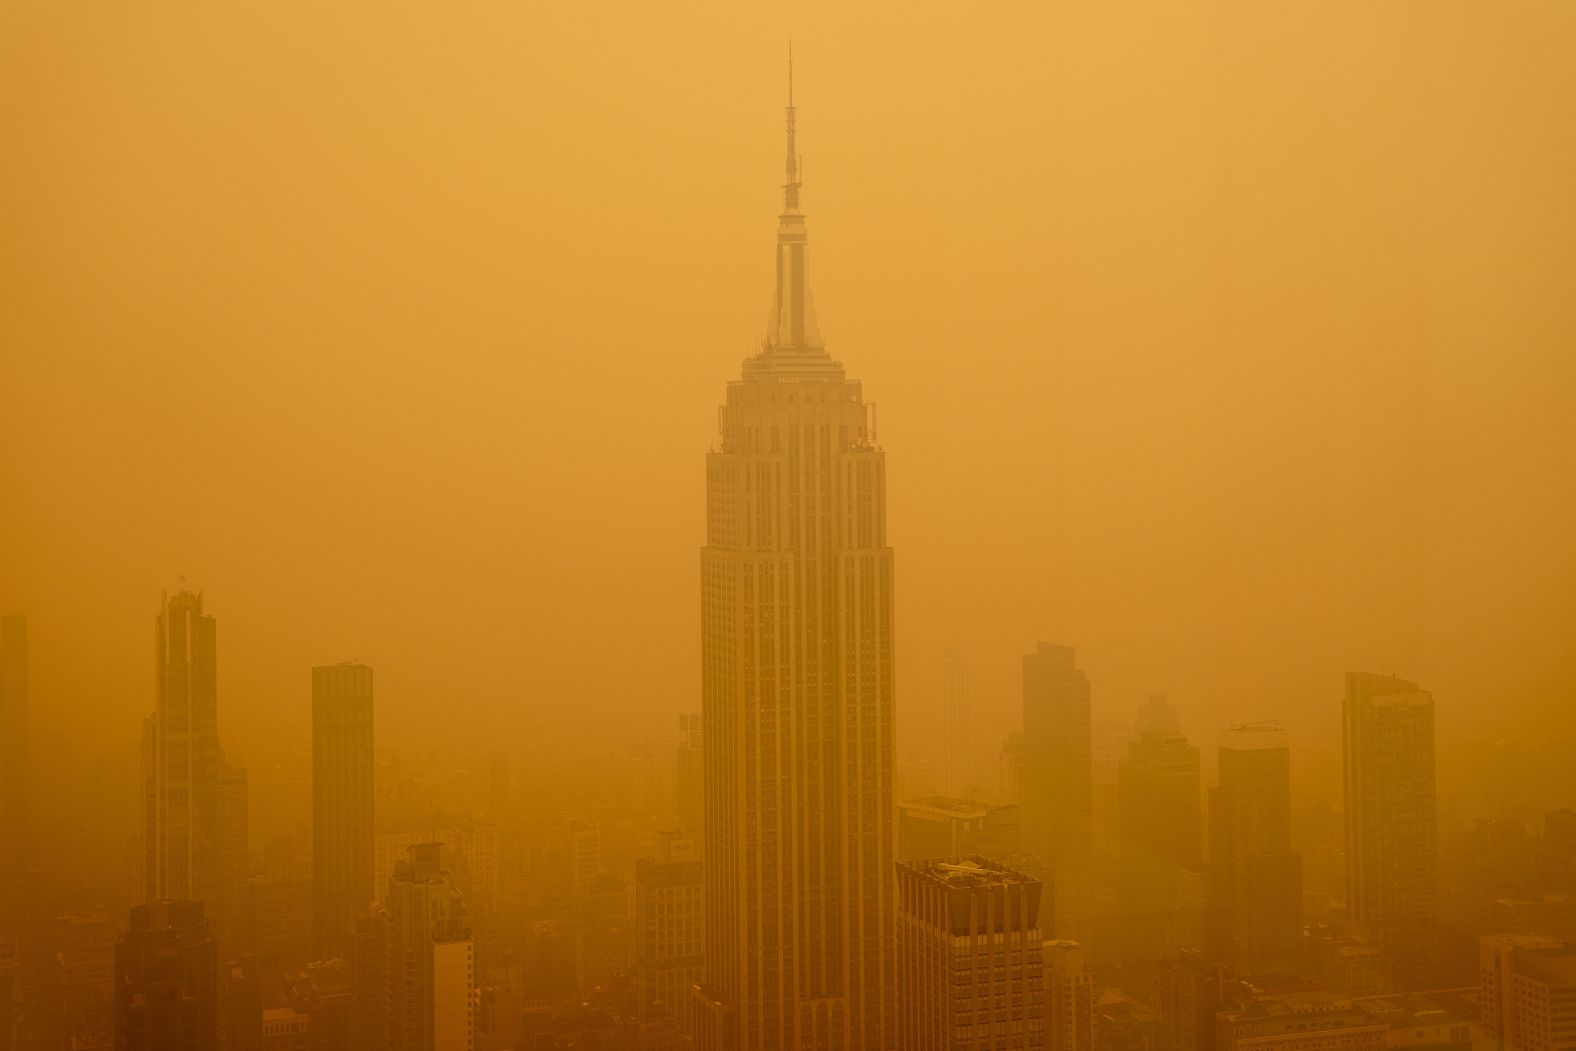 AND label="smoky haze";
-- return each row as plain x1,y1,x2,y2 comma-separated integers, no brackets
2,0,1573,779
